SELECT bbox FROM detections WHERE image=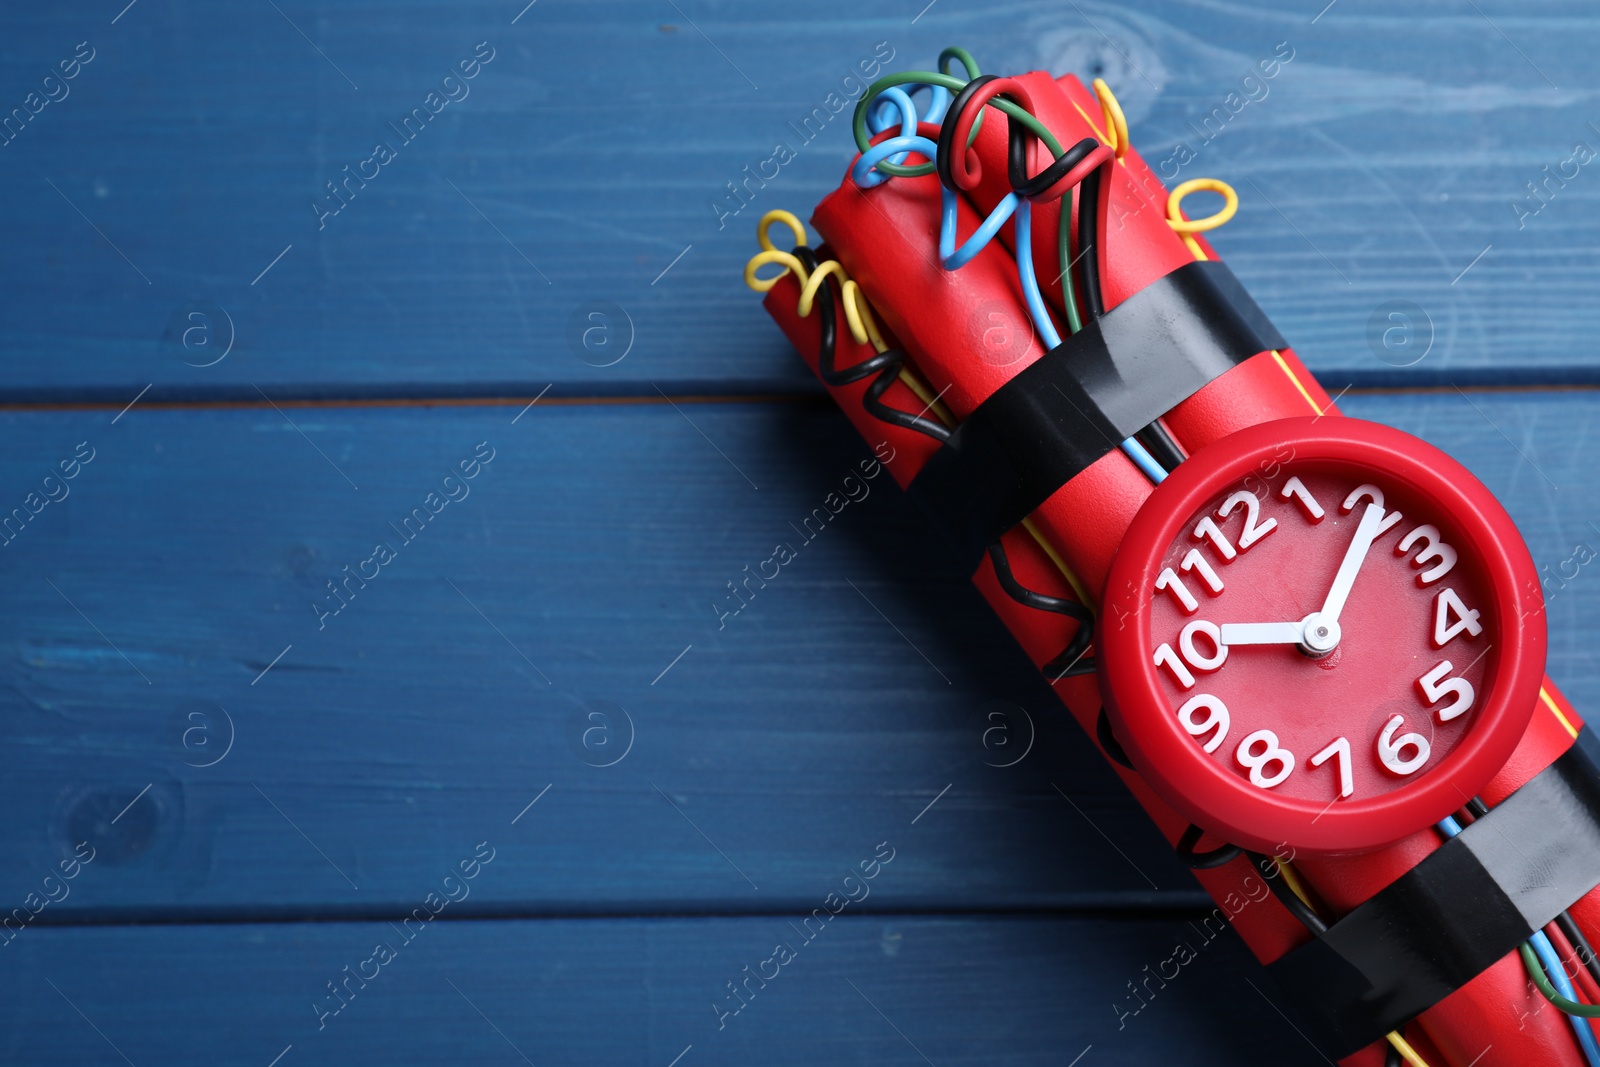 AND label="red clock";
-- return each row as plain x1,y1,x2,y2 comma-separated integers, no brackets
1100,416,1546,853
